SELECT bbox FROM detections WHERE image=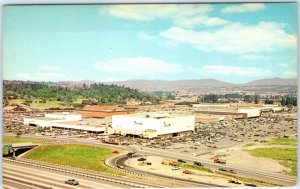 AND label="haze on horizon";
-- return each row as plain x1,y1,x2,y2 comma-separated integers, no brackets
3,3,298,84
